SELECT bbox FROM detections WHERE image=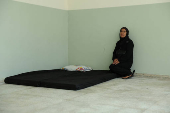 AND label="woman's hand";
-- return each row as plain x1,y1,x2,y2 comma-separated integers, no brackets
113,59,120,65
